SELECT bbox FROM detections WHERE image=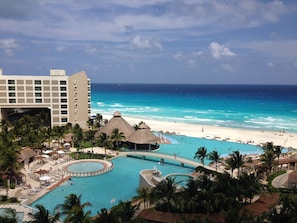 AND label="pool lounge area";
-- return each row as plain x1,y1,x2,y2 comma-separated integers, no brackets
29,134,262,216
